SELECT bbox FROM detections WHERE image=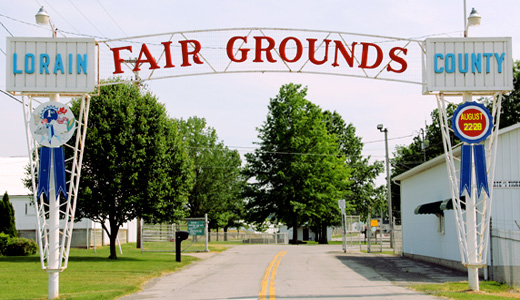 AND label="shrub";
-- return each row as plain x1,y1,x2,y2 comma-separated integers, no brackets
4,237,38,256
0,192,17,238
0,232,9,255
